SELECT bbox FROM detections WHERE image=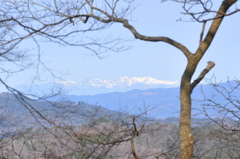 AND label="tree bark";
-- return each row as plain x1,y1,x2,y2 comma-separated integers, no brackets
180,58,197,159
179,1,237,158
